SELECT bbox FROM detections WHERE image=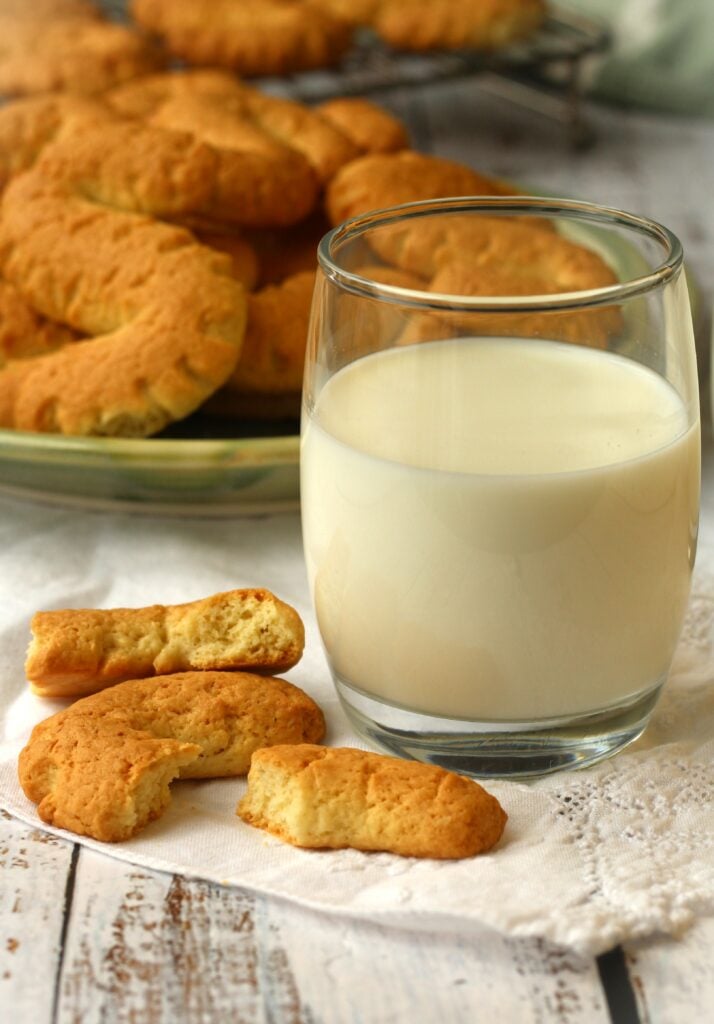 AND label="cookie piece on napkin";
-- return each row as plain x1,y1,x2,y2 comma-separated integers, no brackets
238,744,507,858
